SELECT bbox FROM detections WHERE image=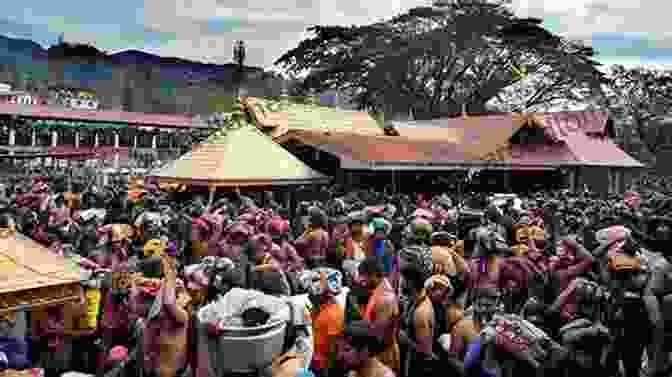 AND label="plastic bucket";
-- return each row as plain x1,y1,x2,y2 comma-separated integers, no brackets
215,320,287,373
